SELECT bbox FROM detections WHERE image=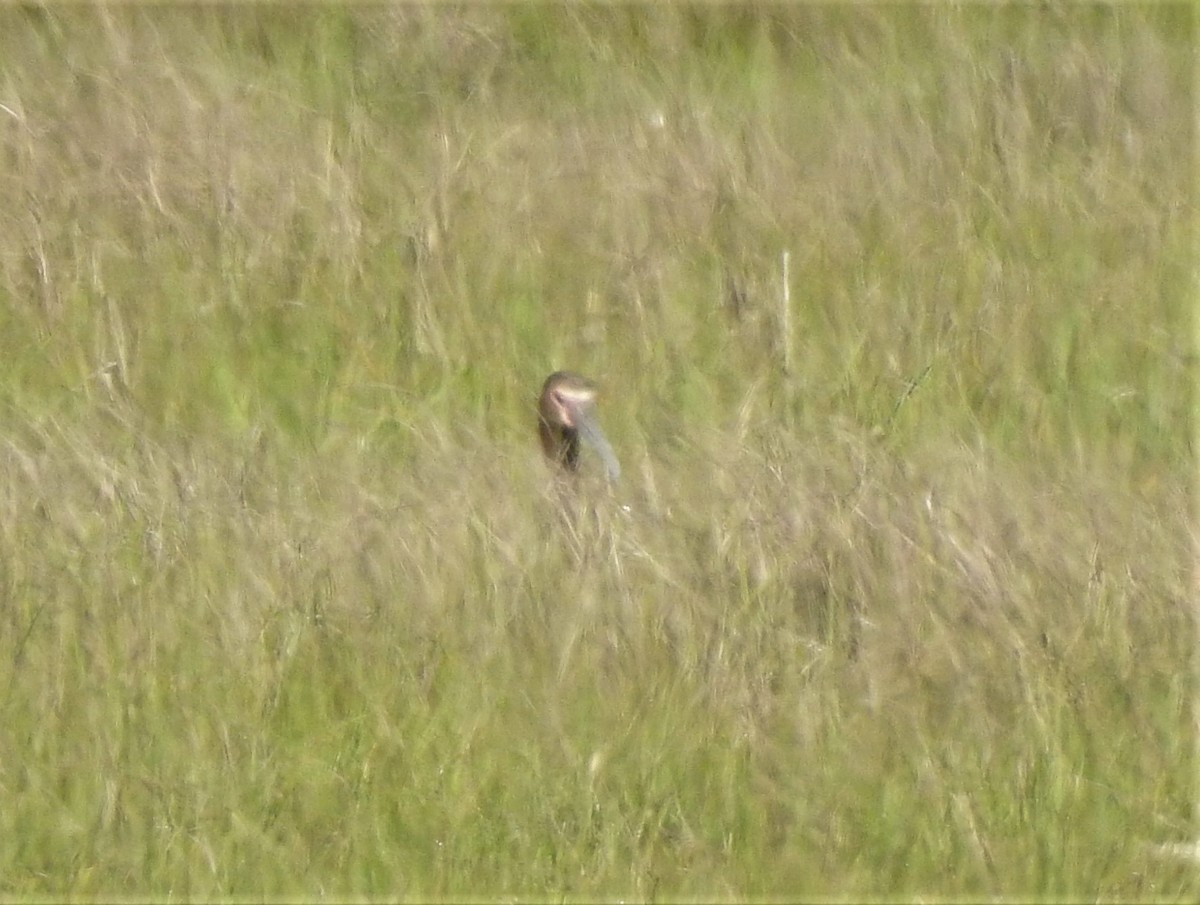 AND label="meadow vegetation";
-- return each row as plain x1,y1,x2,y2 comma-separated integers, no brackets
0,4,1194,899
